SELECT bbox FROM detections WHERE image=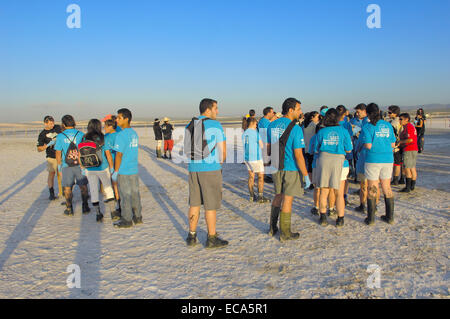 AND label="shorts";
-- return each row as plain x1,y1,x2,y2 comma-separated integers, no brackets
357,173,367,182
164,140,174,151
364,163,393,181
62,166,89,188
156,140,162,148
305,153,314,173
188,170,222,210
46,158,58,173
393,151,402,167
245,160,265,173
341,166,350,181
403,151,418,169
273,170,304,197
